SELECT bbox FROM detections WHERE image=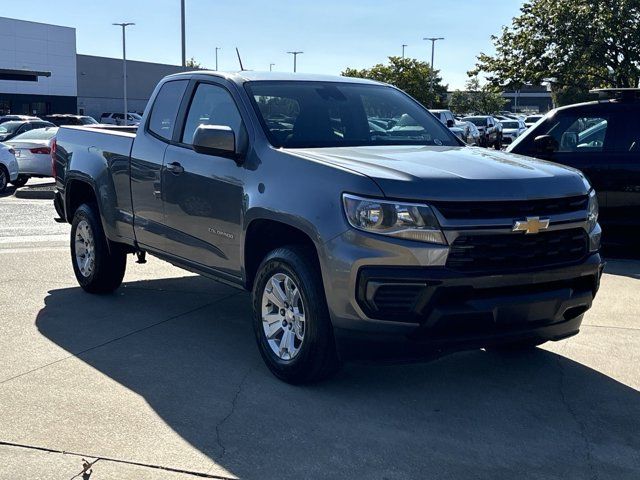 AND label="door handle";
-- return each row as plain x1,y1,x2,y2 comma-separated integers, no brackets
166,162,184,174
